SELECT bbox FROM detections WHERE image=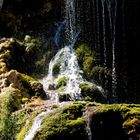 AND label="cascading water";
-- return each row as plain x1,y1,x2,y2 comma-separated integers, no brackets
24,111,50,140
23,0,120,139
24,102,72,140
41,34,83,101
40,0,85,101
